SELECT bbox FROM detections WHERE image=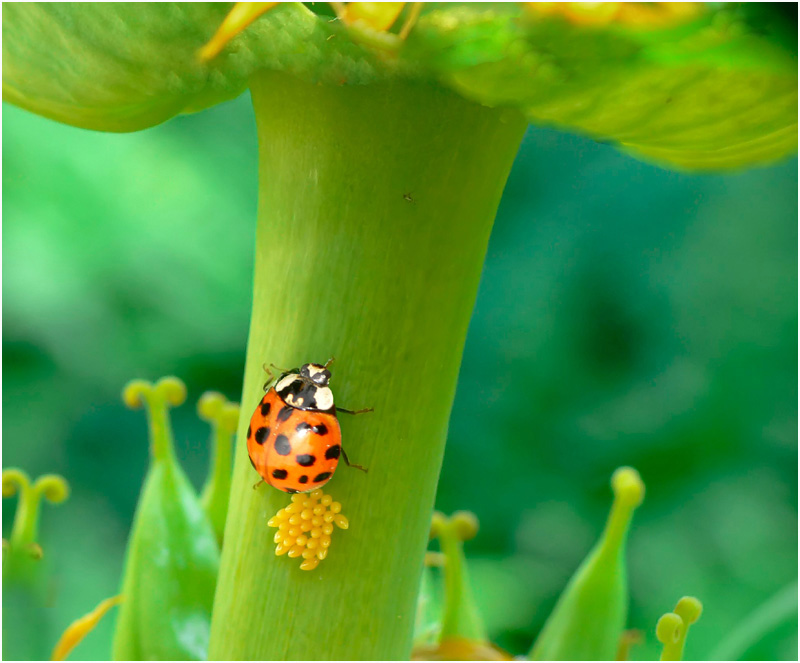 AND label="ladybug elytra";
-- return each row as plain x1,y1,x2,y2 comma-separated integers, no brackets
246,360,369,493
